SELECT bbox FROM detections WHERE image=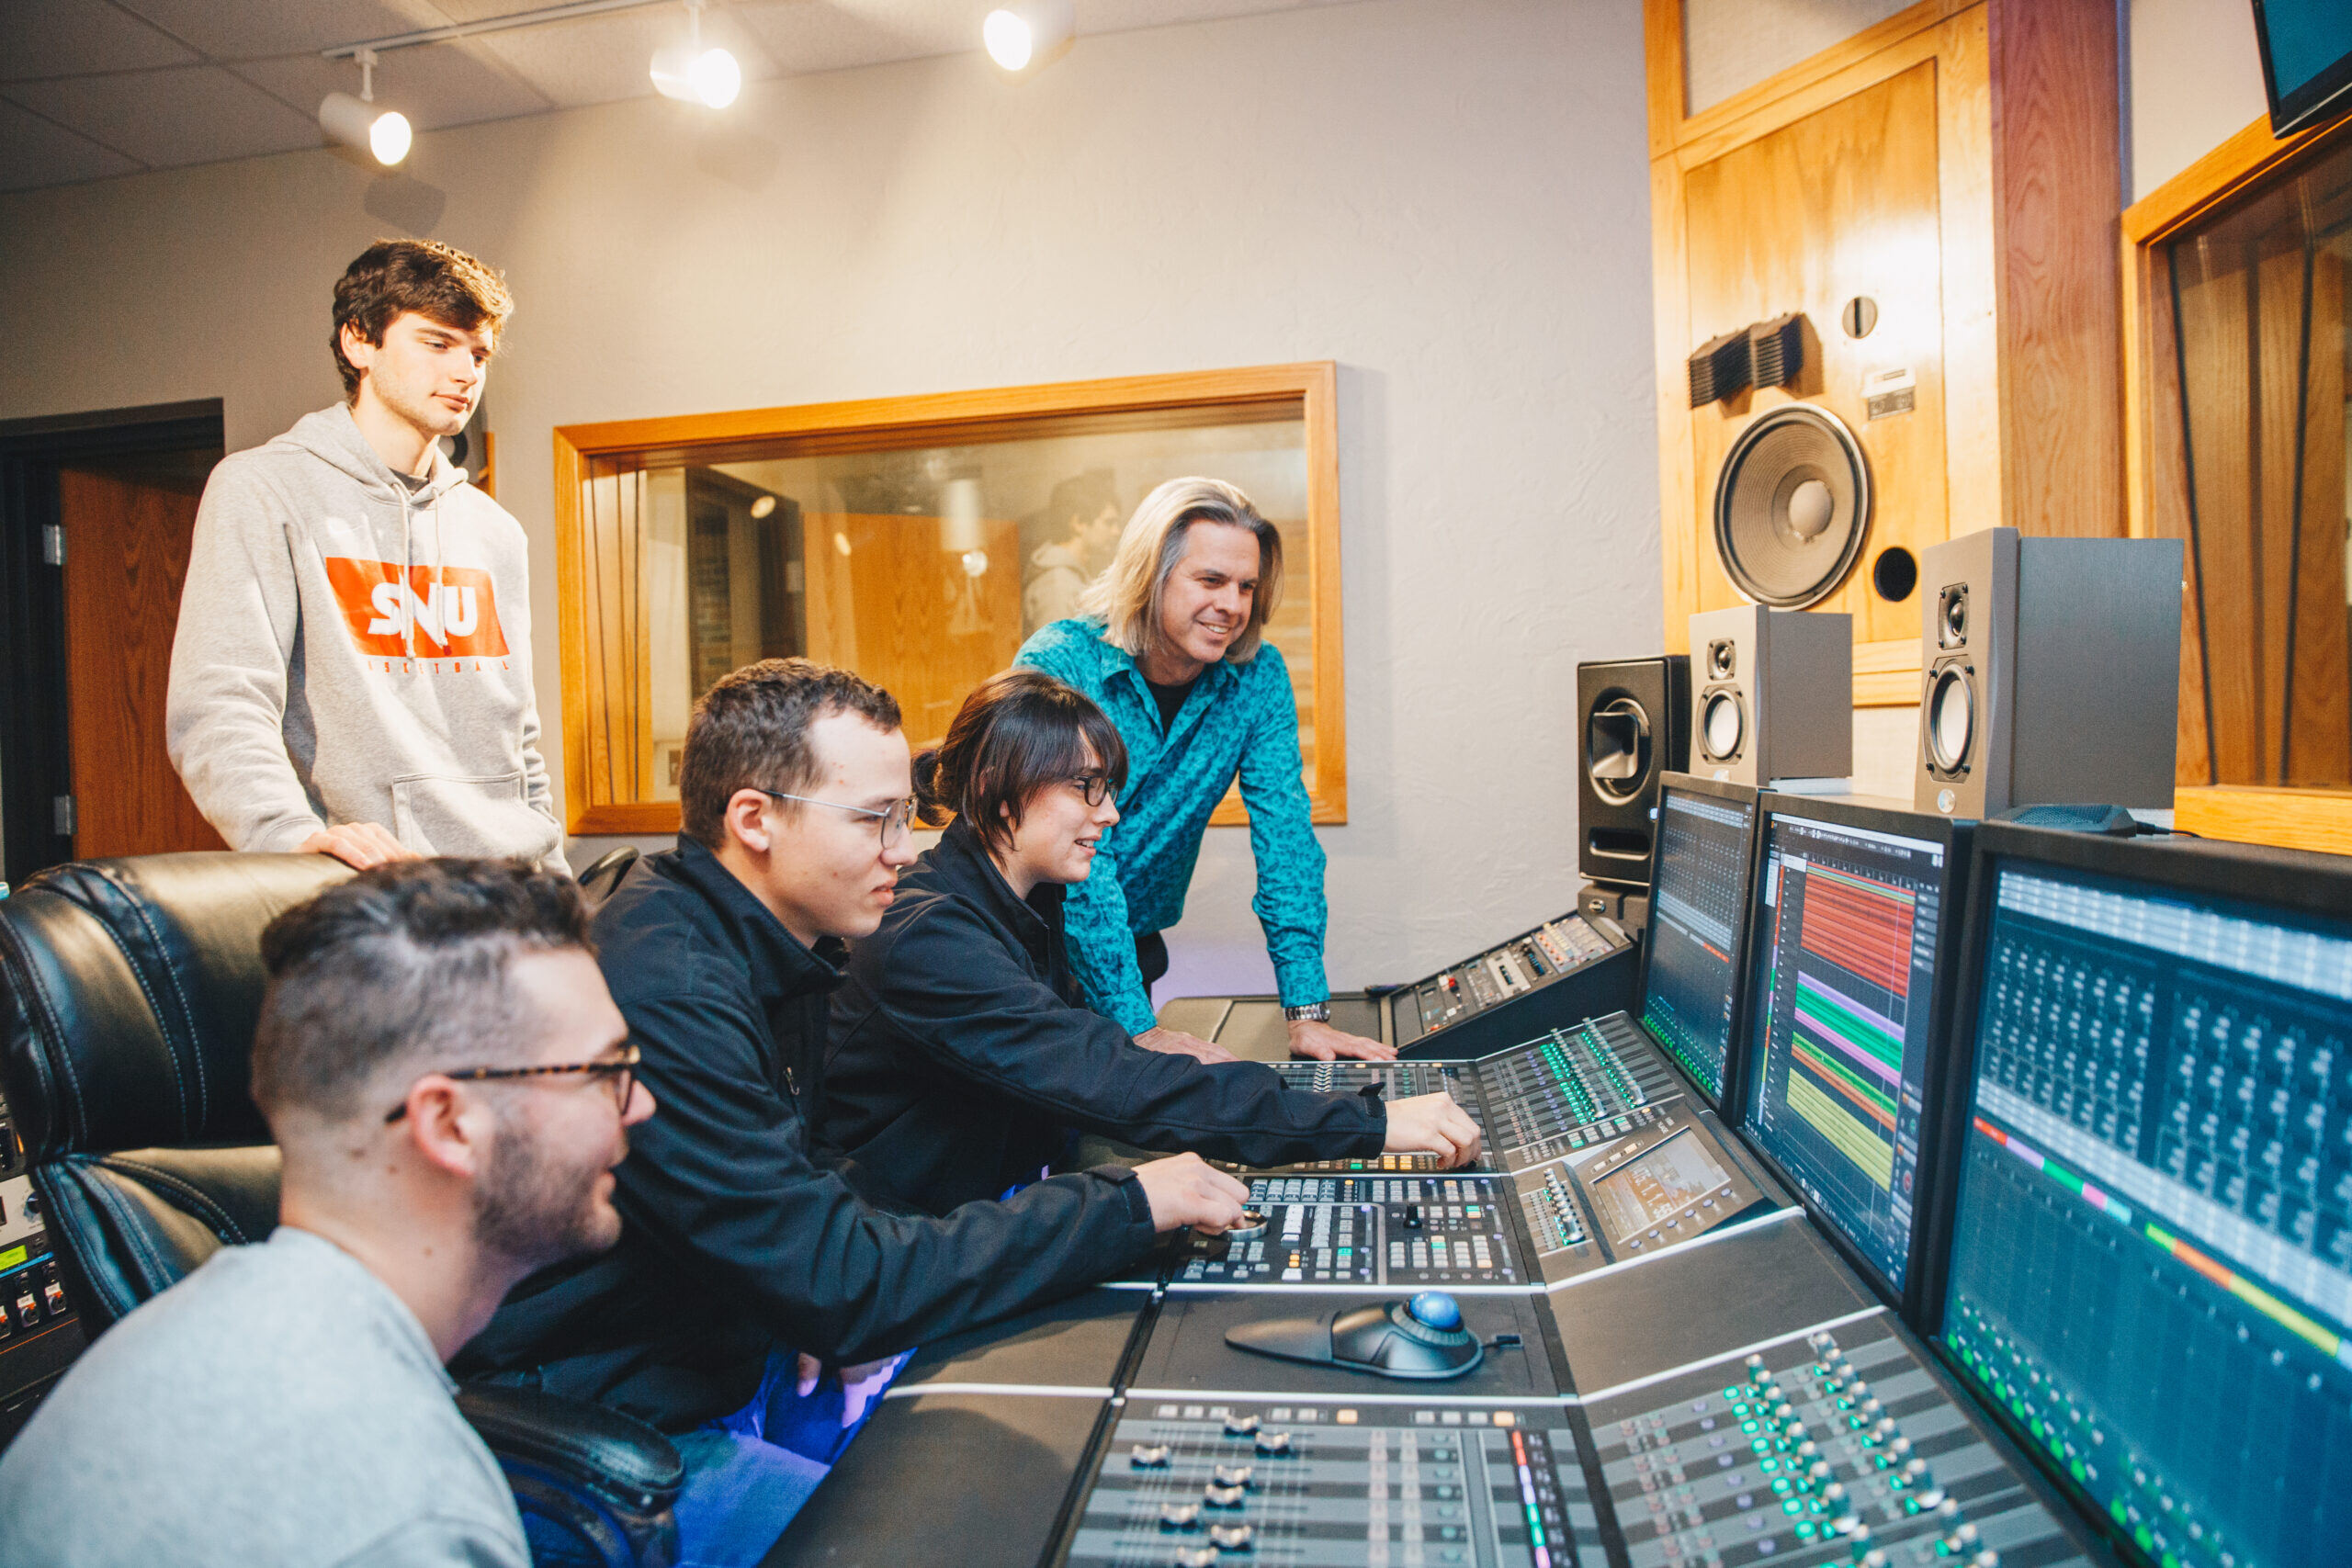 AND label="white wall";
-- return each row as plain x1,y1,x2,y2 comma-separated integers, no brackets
0,0,1660,999
2125,0,2272,201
